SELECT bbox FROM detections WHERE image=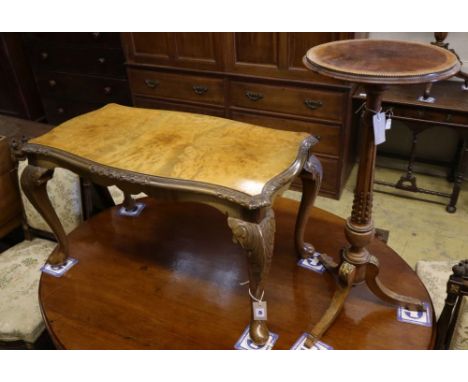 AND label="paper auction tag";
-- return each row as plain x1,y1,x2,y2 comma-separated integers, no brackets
385,117,392,130
253,301,267,320
373,112,386,145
